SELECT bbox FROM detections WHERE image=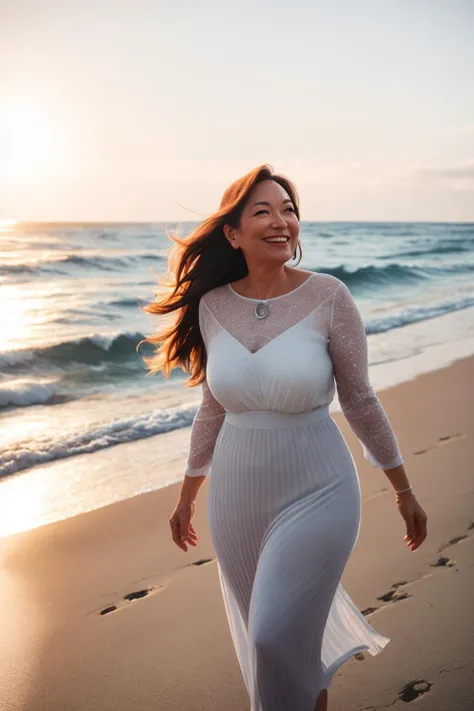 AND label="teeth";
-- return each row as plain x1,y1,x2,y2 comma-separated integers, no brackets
264,238,288,243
